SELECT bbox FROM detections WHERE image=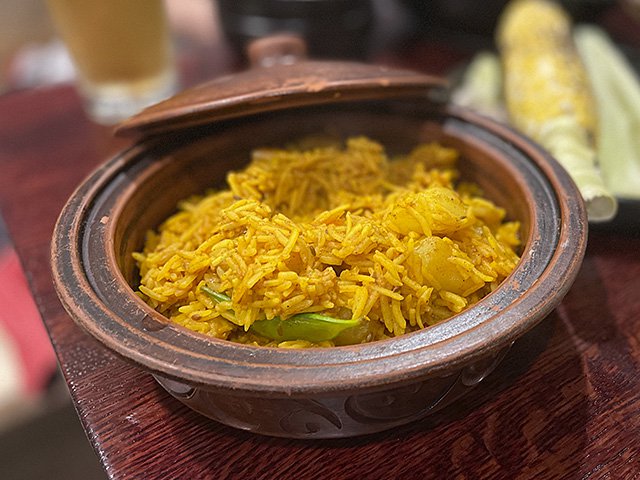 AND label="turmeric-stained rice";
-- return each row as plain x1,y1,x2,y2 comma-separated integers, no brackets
134,137,521,347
